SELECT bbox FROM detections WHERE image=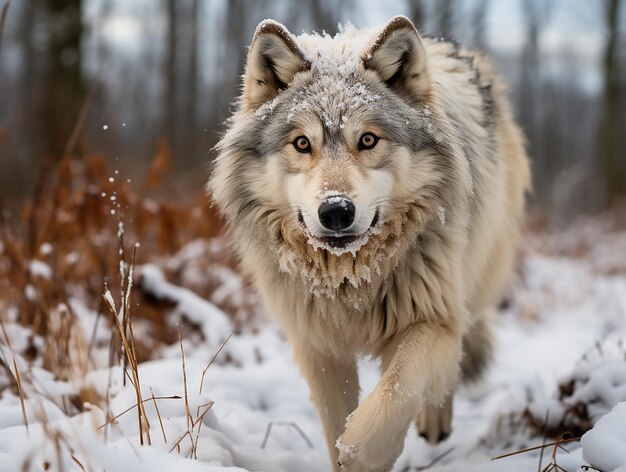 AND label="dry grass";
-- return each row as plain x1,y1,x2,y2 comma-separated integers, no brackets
0,141,237,468
0,317,29,431
102,242,152,446
492,434,580,472
0,147,225,366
